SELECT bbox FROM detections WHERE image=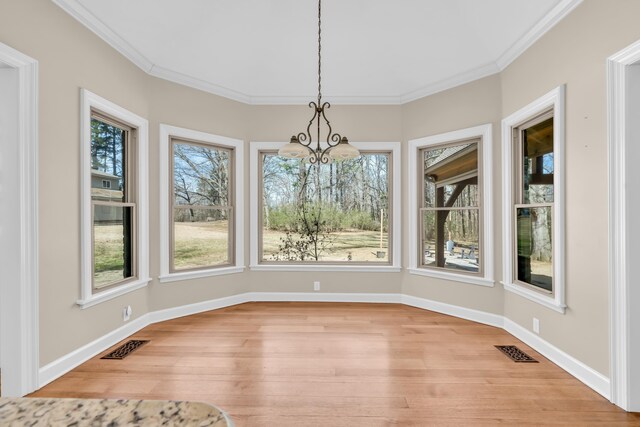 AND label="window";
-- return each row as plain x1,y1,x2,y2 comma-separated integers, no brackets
420,140,481,273
250,141,401,271
79,89,149,308
514,113,554,291
408,124,493,287
502,85,565,313
90,114,135,291
159,125,244,282
171,139,233,271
